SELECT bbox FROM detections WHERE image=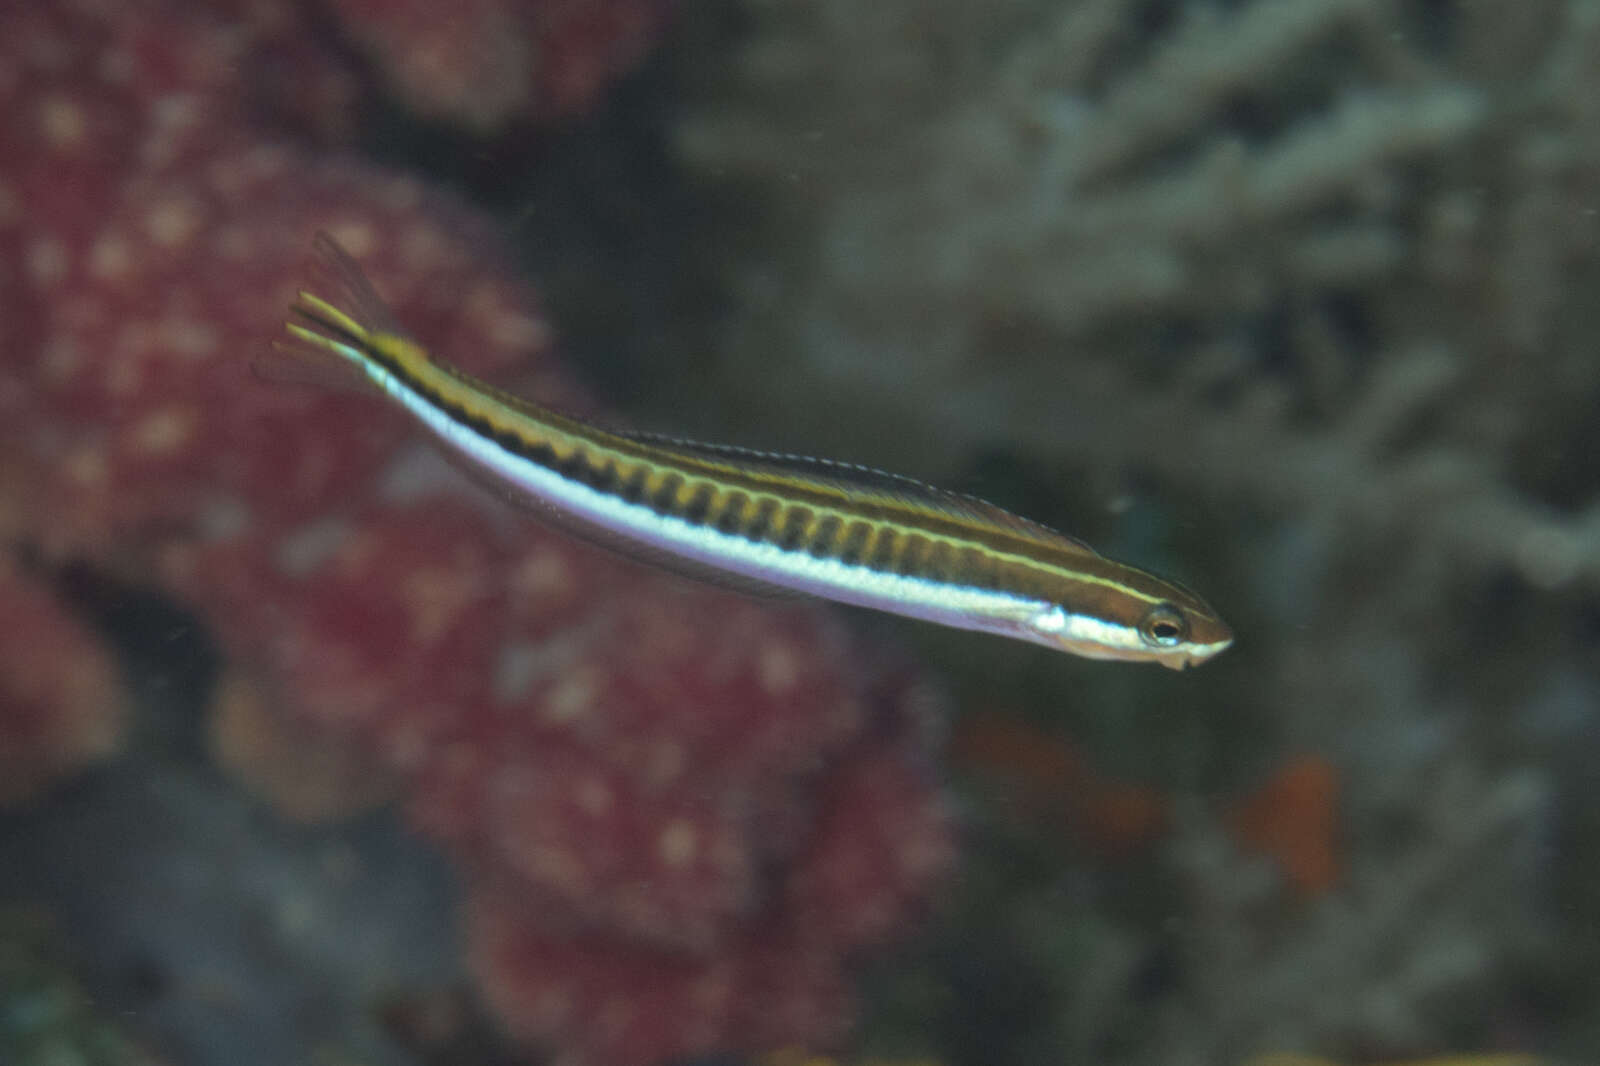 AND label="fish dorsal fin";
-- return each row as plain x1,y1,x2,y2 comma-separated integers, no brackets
304,230,412,342
612,429,1103,558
